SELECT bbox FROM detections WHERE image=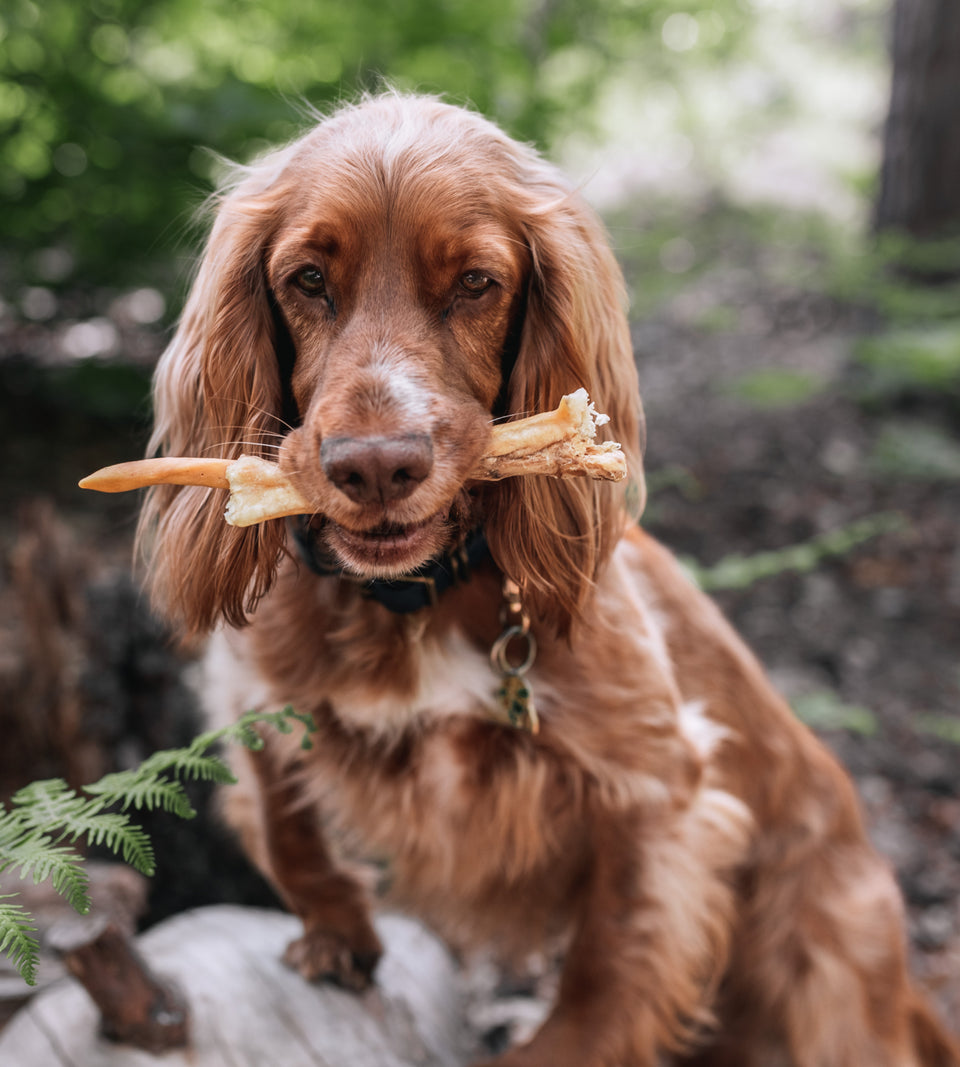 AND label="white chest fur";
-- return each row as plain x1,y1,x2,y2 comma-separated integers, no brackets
202,625,504,736
330,628,501,734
